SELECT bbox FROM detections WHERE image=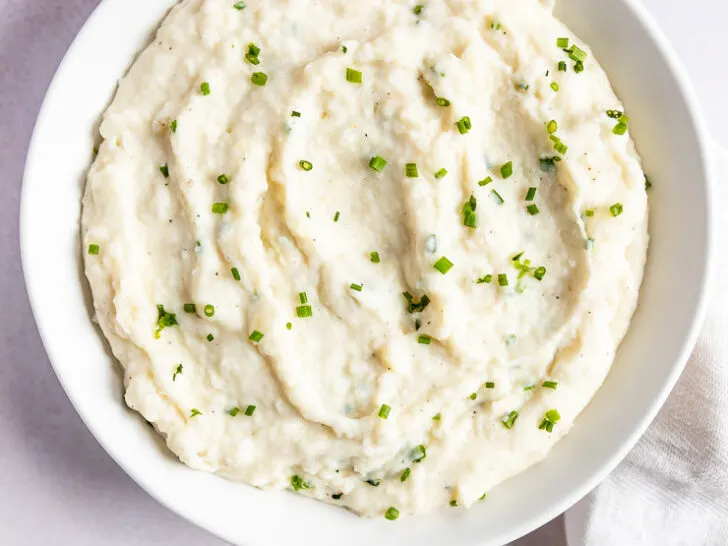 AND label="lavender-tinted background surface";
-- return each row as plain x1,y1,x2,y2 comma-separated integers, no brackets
0,0,723,544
